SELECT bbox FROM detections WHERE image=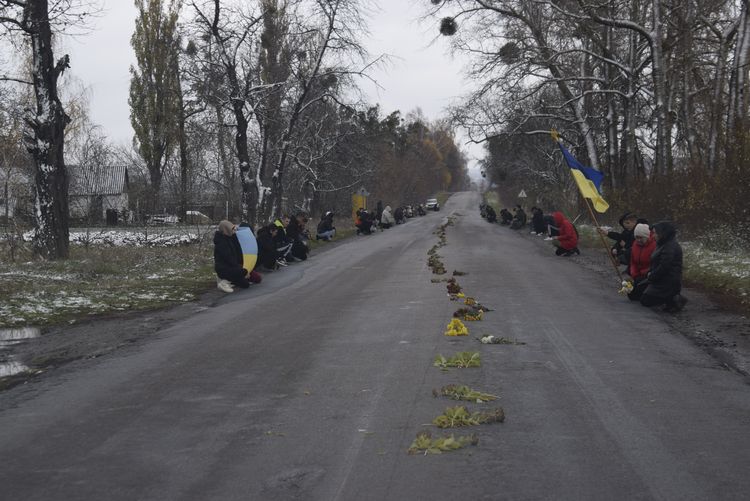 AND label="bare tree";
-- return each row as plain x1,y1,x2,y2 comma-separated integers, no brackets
190,0,270,223
0,0,98,258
